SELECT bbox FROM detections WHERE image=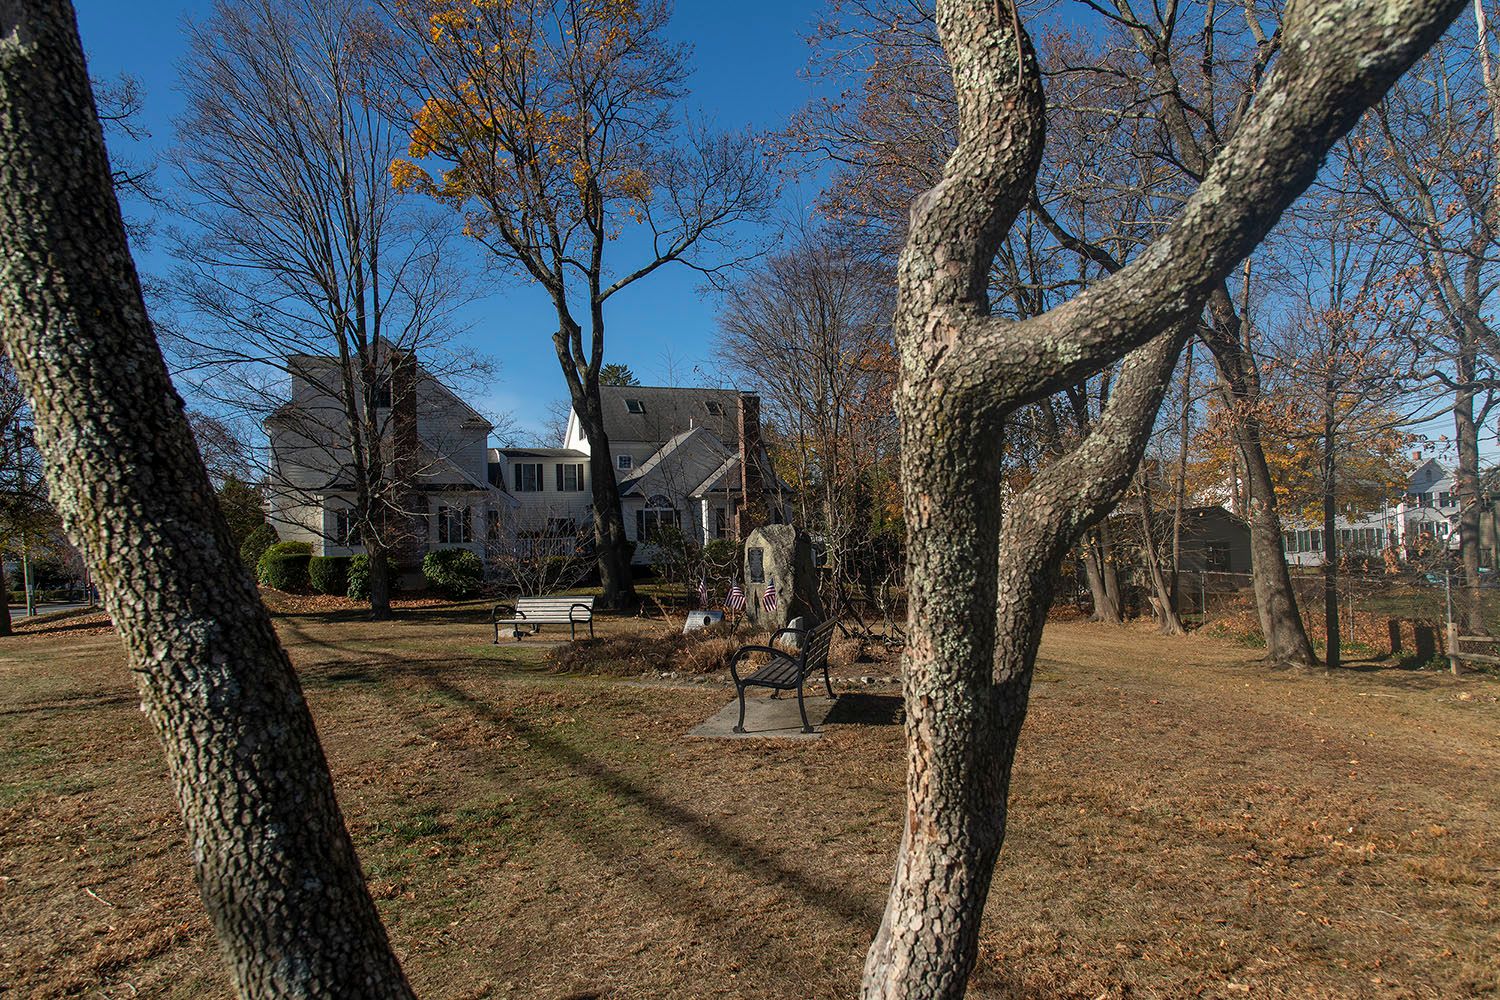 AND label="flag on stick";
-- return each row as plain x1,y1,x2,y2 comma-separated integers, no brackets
762,577,778,613
697,574,709,607
727,580,745,611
